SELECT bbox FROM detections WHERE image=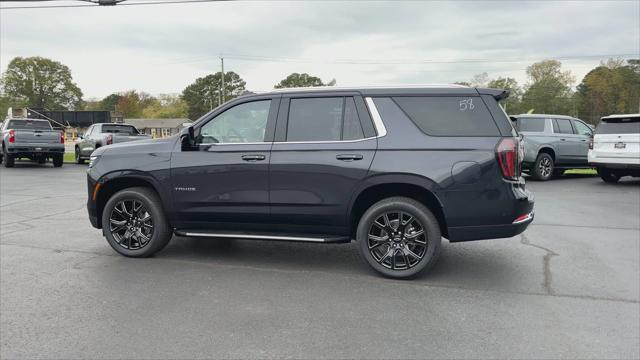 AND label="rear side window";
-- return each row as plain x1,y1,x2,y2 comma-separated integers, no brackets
392,96,499,136
286,97,364,141
6,120,52,130
596,116,640,134
515,118,545,132
553,119,574,134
